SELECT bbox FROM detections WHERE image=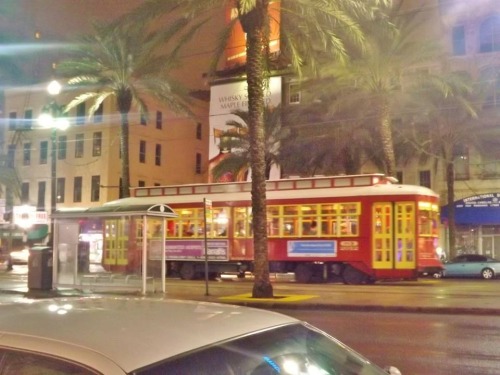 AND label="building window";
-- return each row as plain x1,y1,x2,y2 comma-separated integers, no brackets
21,182,29,204
92,132,102,156
140,112,147,126
91,175,100,202
453,144,470,180
75,134,84,158
8,112,17,130
289,83,301,104
73,176,82,203
156,111,162,129
195,152,202,174
138,180,146,187
76,102,86,125
155,144,161,166
7,145,15,168
56,177,65,203
40,141,48,164
480,67,500,108
93,103,103,123
58,135,67,160
23,143,31,166
419,170,431,188
196,123,202,140
37,181,46,209
139,140,146,163
479,16,500,53
23,109,33,130
452,25,466,55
